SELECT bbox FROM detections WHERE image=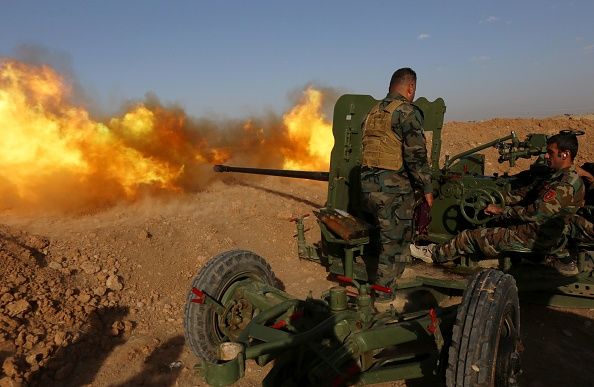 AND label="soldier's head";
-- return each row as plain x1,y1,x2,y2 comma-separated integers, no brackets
389,68,417,102
545,133,578,170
